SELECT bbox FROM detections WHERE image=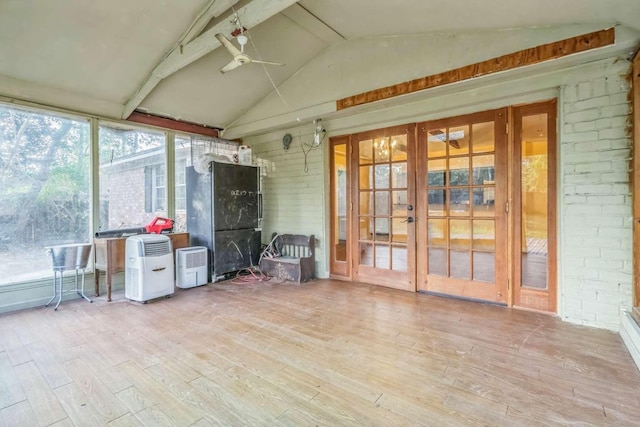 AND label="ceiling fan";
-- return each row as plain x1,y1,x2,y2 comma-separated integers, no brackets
215,32,284,74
